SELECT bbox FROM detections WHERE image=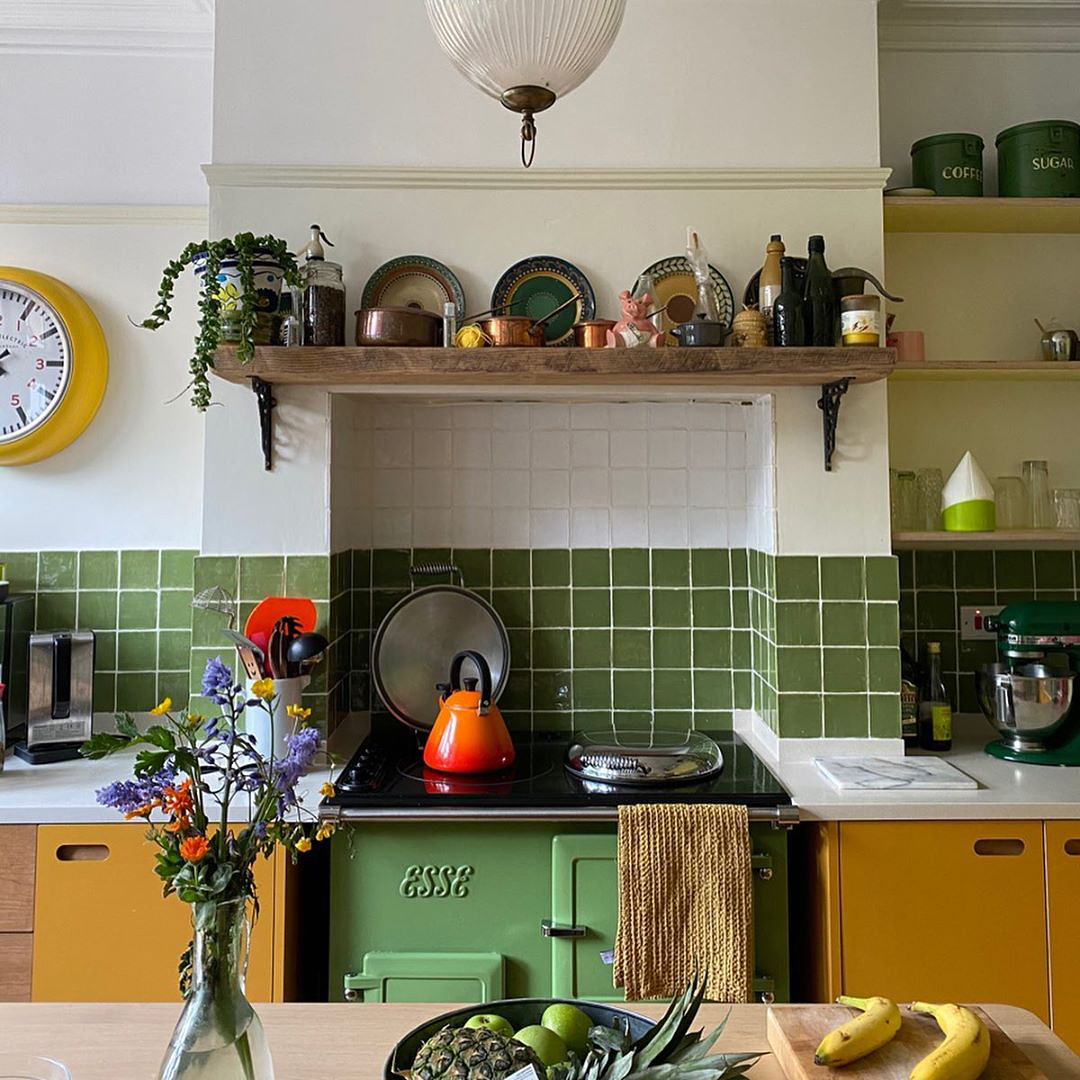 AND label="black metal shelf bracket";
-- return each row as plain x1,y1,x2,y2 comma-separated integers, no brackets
818,378,851,472
251,377,276,471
